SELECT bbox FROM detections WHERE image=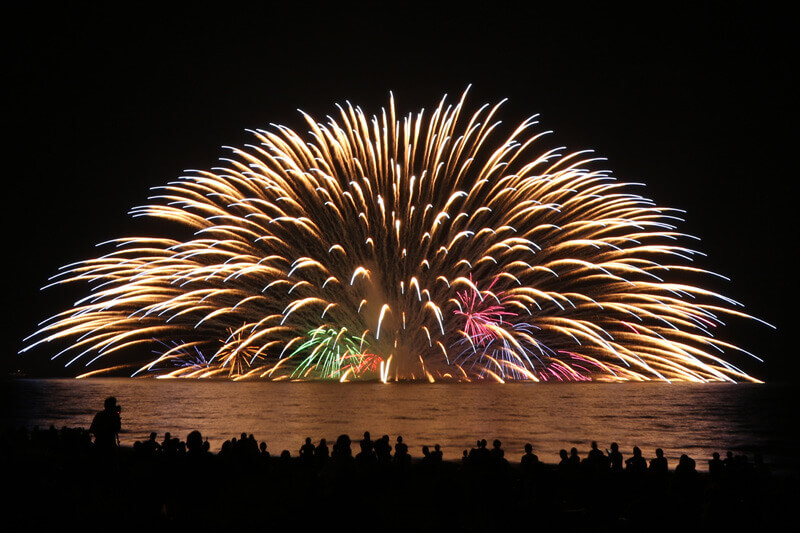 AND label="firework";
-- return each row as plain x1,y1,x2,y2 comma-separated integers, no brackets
21,89,772,382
